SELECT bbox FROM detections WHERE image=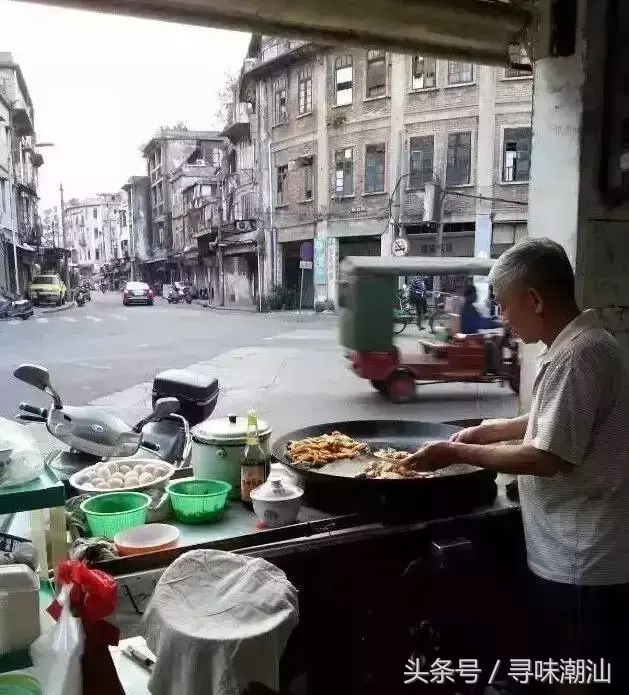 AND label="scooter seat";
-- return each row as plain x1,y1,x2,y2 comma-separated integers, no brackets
141,418,186,464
